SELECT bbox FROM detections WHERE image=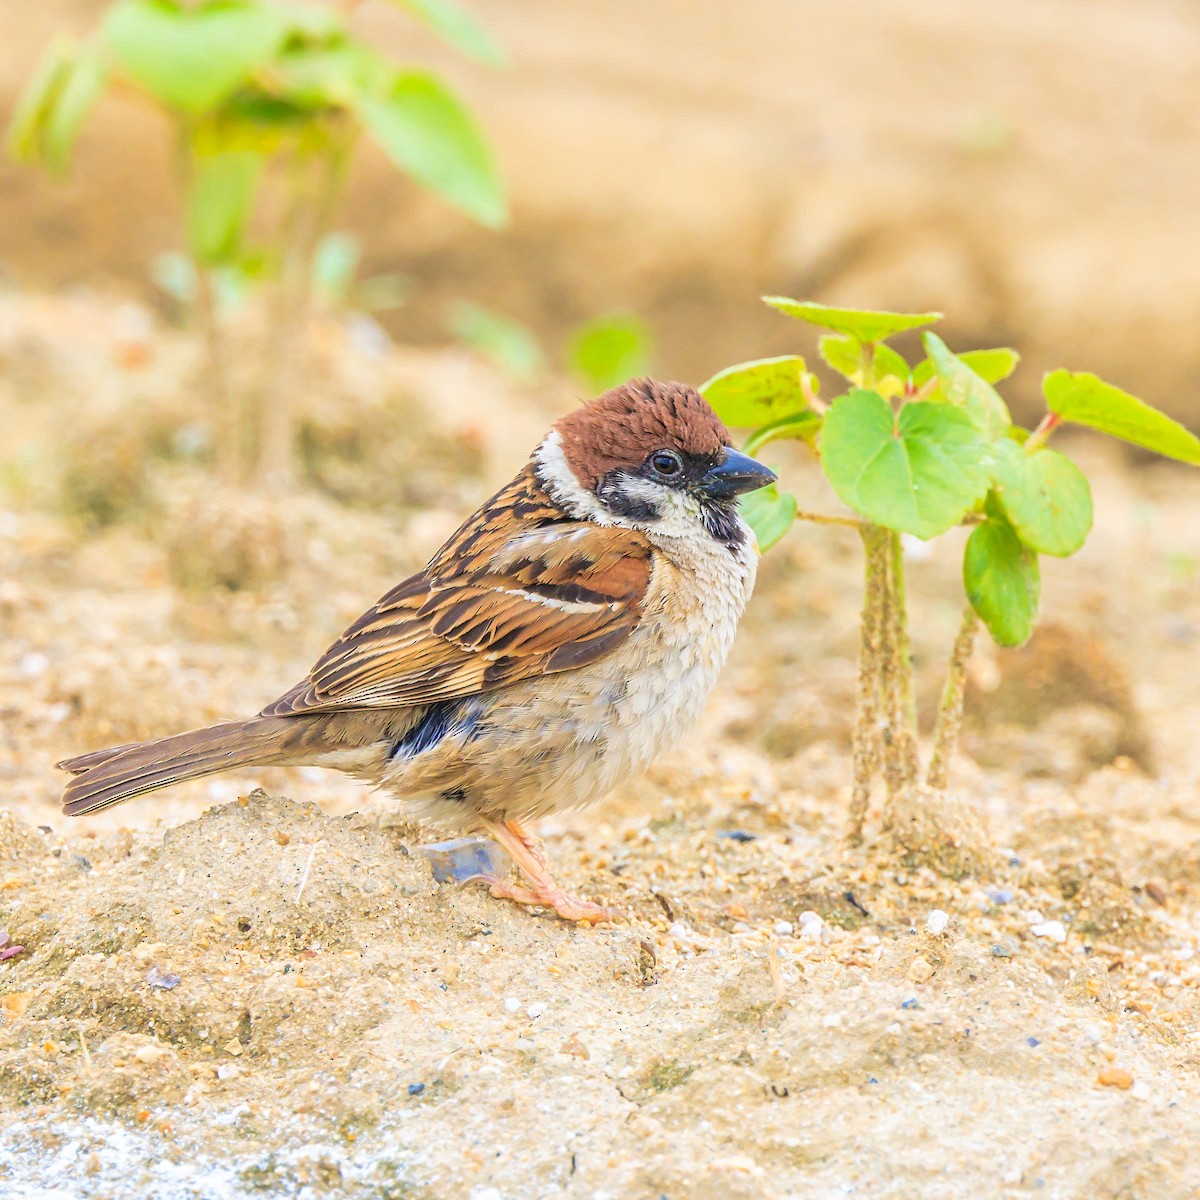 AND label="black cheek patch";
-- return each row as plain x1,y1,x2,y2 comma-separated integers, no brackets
596,471,660,521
